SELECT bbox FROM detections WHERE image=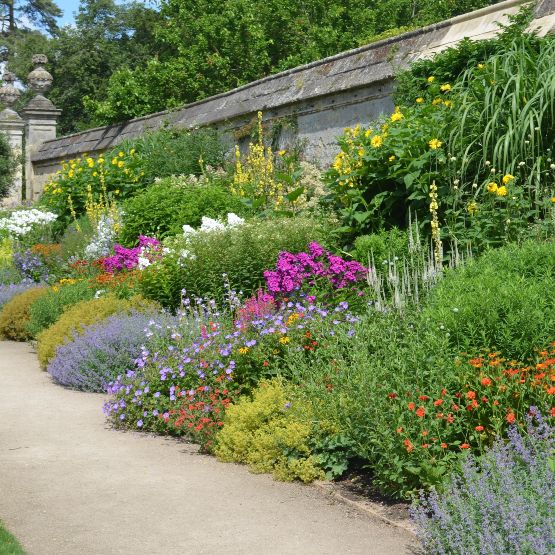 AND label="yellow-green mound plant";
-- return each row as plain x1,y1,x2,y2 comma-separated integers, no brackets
36,294,158,368
214,379,325,483
0,287,49,341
